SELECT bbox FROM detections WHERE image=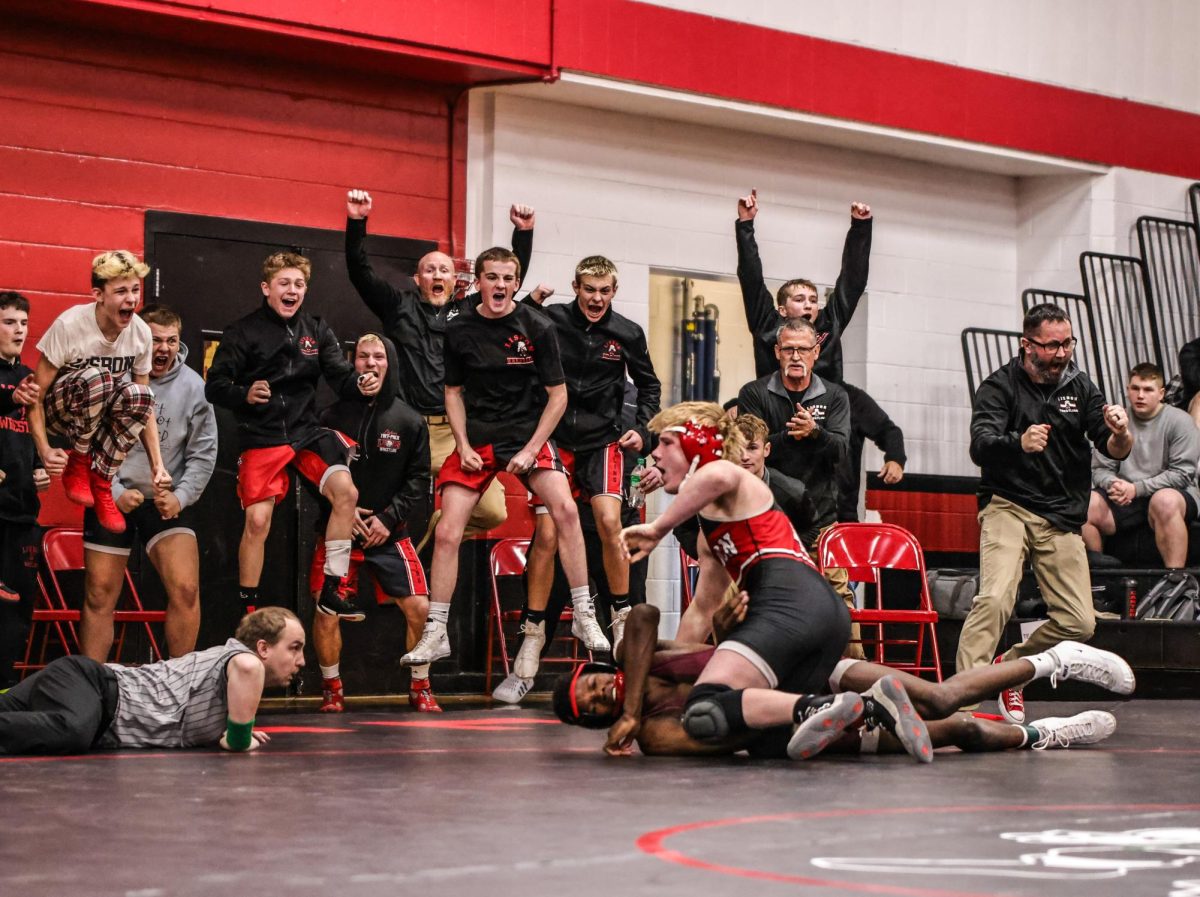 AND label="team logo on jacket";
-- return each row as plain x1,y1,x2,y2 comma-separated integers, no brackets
447,308,460,321
601,339,623,361
298,335,319,356
504,333,534,365
378,429,401,453
808,403,827,422
1057,395,1078,414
